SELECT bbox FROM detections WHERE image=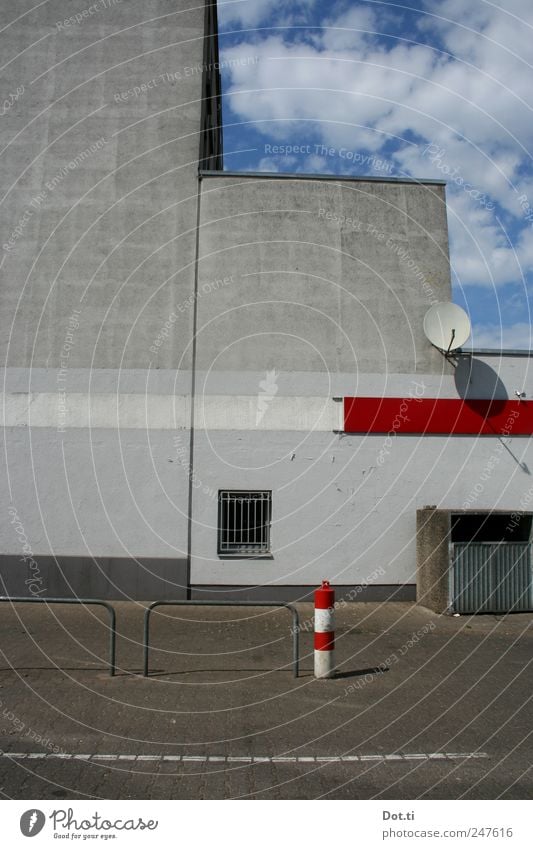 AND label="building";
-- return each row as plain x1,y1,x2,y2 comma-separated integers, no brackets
1,1,532,612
